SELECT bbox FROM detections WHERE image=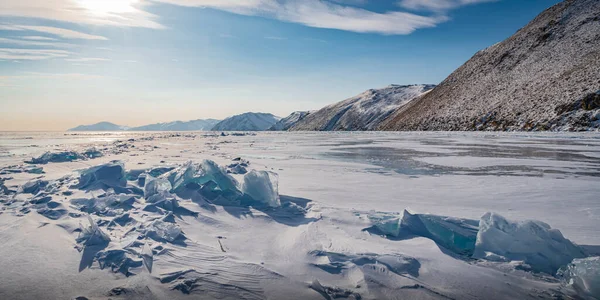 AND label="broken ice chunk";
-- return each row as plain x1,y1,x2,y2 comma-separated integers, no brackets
144,176,172,200
145,220,183,242
558,256,600,299
241,170,280,207
473,212,586,274
83,147,103,159
77,215,111,246
18,179,49,194
142,243,153,273
26,151,85,164
164,160,240,194
77,161,127,189
366,210,479,256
